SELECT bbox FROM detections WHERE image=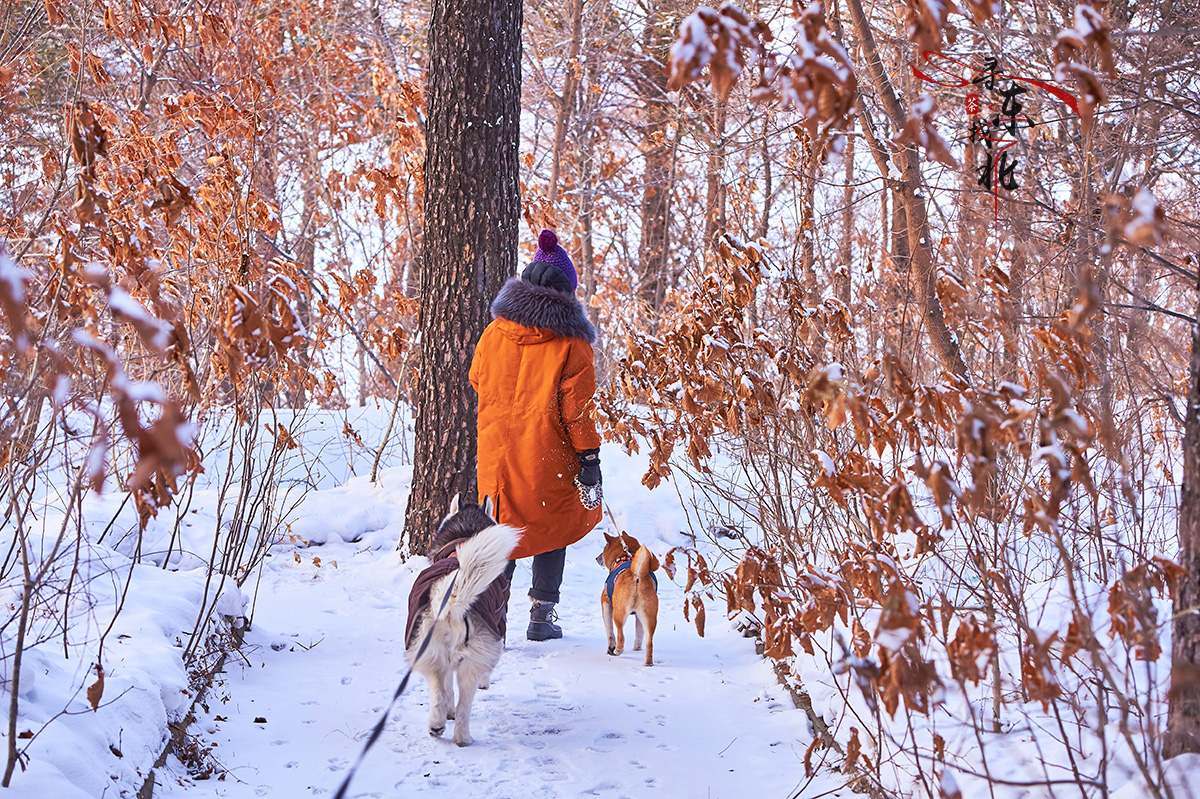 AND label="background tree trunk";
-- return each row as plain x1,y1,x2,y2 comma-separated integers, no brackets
634,3,676,320
844,0,969,381
1166,280,1200,758
547,0,585,208
703,98,728,254
403,0,522,555
836,126,854,307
